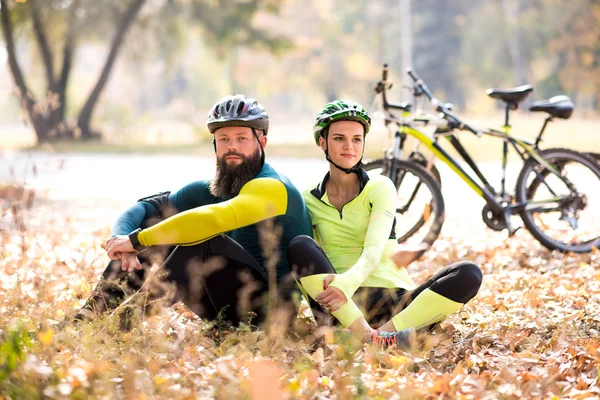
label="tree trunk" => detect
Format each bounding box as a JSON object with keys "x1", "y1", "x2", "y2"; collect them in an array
[
  {"x1": 400, "y1": 0, "x2": 413, "y2": 102},
  {"x1": 30, "y1": 0, "x2": 71, "y2": 138},
  {"x1": 77, "y1": 0, "x2": 147, "y2": 139},
  {"x1": 29, "y1": 0, "x2": 56, "y2": 91},
  {"x1": 52, "y1": 0, "x2": 78, "y2": 138},
  {"x1": 54, "y1": 29, "x2": 74, "y2": 137},
  {"x1": 0, "y1": 0, "x2": 50, "y2": 142},
  {"x1": 501, "y1": 0, "x2": 528, "y2": 86}
]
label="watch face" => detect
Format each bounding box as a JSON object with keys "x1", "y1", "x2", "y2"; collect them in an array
[{"x1": 129, "y1": 229, "x2": 142, "y2": 250}]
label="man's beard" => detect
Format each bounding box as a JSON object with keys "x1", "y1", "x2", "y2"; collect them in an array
[{"x1": 209, "y1": 149, "x2": 263, "y2": 198}]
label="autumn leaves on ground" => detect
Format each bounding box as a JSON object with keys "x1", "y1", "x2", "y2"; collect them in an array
[{"x1": 1, "y1": 189, "x2": 599, "y2": 399}]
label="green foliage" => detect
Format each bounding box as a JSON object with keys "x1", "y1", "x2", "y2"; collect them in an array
[
  {"x1": 0, "y1": 327, "x2": 32, "y2": 381},
  {"x1": 0, "y1": 326, "x2": 40, "y2": 399},
  {"x1": 189, "y1": 0, "x2": 291, "y2": 55}
]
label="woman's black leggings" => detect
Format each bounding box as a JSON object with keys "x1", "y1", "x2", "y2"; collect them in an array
[{"x1": 287, "y1": 235, "x2": 483, "y2": 327}]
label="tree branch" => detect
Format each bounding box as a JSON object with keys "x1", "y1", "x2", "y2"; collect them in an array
[
  {"x1": 0, "y1": 0, "x2": 47, "y2": 140},
  {"x1": 77, "y1": 0, "x2": 147, "y2": 136},
  {"x1": 29, "y1": 0, "x2": 56, "y2": 90},
  {"x1": 56, "y1": 0, "x2": 79, "y2": 122},
  {"x1": 1, "y1": 0, "x2": 33, "y2": 104}
]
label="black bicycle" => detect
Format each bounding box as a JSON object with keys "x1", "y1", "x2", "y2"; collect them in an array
[{"x1": 365, "y1": 64, "x2": 600, "y2": 253}]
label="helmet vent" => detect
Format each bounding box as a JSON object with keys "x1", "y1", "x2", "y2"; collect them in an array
[{"x1": 236, "y1": 101, "x2": 245, "y2": 115}]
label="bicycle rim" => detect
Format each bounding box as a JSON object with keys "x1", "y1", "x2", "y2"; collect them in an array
[
  {"x1": 363, "y1": 159, "x2": 445, "y2": 247},
  {"x1": 515, "y1": 148, "x2": 600, "y2": 253}
]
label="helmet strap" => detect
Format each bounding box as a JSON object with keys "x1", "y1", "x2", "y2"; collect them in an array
[
  {"x1": 324, "y1": 150, "x2": 363, "y2": 174},
  {"x1": 251, "y1": 128, "x2": 266, "y2": 166}
]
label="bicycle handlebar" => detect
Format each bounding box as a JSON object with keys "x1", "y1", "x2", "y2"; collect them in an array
[{"x1": 376, "y1": 64, "x2": 412, "y2": 113}]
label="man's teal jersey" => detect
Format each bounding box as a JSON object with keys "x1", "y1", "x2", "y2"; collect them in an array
[{"x1": 112, "y1": 162, "x2": 313, "y2": 280}]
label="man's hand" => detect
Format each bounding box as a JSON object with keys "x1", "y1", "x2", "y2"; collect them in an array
[
  {"x1": 391, "y1": 243, "x2": 429, "y2": 268},
  {"x1": 105, "y1": 235, "x2": 135, "y2": 259},
  {"x1": 316, "y1": 275, "x2": 347, "y2": 312},
  {"x1": 120, "y1": 252, "x2": 143, "y2": 272}
]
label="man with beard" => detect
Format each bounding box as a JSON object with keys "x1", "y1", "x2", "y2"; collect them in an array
[{"x1": 75, "y1": 95, "x2": 313, "y2": 330}]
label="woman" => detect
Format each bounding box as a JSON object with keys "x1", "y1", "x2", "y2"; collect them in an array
[{"x1": 287, "y1": 100, "x2": 483, "y2": 349}]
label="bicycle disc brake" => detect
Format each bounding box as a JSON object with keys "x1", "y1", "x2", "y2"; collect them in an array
[{"x1": 482, "y1": 204, "x2": 507, "y2": 231}]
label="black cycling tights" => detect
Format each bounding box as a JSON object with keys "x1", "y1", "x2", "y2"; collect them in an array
[
  {"x1": 287, "y1": 235, "x2": 482, "y2": 327},
  {"x1": 82, "y1": 233, "x2": 287, "y2": 328}
]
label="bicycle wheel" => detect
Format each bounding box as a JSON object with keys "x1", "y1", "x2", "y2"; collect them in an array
[
  {"x1": 408, "y1": 151, "x2": 442, "y2": 185},
  {"x1": 515, "y1": 148, "x2": 600, "y2": 253},
  {"x1": 363, "y1": 158, "x2": 445, "y2": 247}
]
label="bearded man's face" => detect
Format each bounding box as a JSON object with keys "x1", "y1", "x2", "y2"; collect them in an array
[{"x1": 209, "y1": 127, "x2": 264, "y2": 198}]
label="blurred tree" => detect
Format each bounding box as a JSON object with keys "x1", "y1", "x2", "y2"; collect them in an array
[
  {"x1": 544, "y1": 0, "x2": 600, "y2": 108},
  {"x1": 500, "y1": 0, "x2": 529, "y2": 87},
  {"x1": 0, "y1": 0, "x2": 147, "y2": 141},
  {"x1": 411, "y1": 0, "x2": 478, "y2": 108},
  {"x1": 188, "y1": 0, "x2": 291, "y2": 94},
  {"x1": 0, "y1": 0, "x2": 289, "y2": 144}
]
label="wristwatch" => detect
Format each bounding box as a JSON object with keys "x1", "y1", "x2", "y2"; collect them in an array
[{"x1": 128, "y1": 228, "x2": 147, "y2": 252}]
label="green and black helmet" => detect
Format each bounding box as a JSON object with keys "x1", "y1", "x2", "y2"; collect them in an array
[
  {"x1": 207, "y1": 94, "x2": 269, "y2": 134},
  {"x1": 313, "y1": 100, "x2": 371, "y2": 145}
]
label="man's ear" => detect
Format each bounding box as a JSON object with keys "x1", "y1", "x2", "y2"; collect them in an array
[
  {"x1": 319, "y1": 135, "x2": 327, "y2": 152},
  {"x1": 259, "y1": 133, "x2": 267, "y2": 148}
]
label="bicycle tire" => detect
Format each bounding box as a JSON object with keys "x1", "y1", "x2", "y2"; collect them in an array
[
  {"x1": 408, "y1": 151, "x2": 442, "y2": 185},
  {"x1": 363, "y1": 158, "x2": 445, "y2": 247},
  {"x1": 515, "y1": 148, "x2": 600, "y2": 253}
]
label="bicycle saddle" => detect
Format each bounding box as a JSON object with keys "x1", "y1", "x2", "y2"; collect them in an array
[
  {"x1": 486, "y1": 85, "x2": 533, "y2": 107},
  {"x1": 529, "y1": 95, "x2": 574, "y2": 119}
]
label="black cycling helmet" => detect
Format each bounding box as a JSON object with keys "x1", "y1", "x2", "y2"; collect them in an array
[{"x1": 207, "y1": 94, "x2": 269, "y2": 135}]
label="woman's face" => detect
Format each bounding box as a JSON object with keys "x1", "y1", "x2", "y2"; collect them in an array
[{"x1": 320, "y1": 120, "x2": 365, "y2": 169}]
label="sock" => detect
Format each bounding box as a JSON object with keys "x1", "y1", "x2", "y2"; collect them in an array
[{"x1": 391, "y1": 288, "x2": 463, "y2": 331}]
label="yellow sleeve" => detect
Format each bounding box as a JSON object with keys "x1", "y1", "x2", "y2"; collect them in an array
[
  {"x1": 137, "y1": 178, "x2": 288, "y2": 246},
  {"x1": 329, "y1": 179, "x2": 396, "y2": 298}
]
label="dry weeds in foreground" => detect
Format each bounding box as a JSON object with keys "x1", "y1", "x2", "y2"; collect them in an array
[{"x1": 0, "y1": 190, "x2": 599, "y2": 399}]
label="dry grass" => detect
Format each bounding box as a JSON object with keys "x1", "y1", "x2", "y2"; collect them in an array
[{"x1": 1, "y1": 183, "x2": 599, "y2": 399}]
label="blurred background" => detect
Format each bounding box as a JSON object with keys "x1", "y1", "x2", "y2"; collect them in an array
[{"x1": 0, "y1": 0, "x2": 599, "y2": 157}]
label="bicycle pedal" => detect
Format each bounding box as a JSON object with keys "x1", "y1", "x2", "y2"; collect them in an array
[{"x1": 508, "y1": 226, "x2": 522, "y2": 237}]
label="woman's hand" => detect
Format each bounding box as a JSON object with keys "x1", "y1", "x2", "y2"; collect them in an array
[
  {"x1": 315, "y1": 275, "x2": 347, "y2": 312},
  {"x1": 391, "y1": 243, "x2": 429, "y2": 268},
  {"x1": 105, "y1": 235, "x2": 135, "y2": 259}
]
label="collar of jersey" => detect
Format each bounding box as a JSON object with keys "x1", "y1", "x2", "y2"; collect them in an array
[{"x1": 310, "y1": 167, "x2": 370, "y2": 200}]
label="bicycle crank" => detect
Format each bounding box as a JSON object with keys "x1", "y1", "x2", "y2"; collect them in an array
[{"x1": 481, "y1": 204, "x2": 507, "y2": 231}]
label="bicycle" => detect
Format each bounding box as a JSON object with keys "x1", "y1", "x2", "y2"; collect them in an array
[{"x1": 365, "y1": 64, "x2": 600, "y2": 253}]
